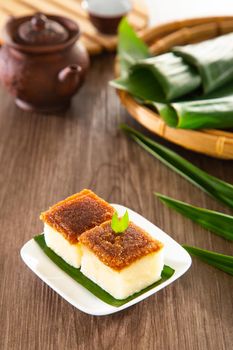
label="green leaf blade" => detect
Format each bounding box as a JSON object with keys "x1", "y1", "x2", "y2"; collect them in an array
[
  {"x1": 173, "y1": 32, "x2": 233, "y2": 94},
  {"x1": 118, "y1": 18, "x2": 149, "y2": 76},
  {"x1": 130, "y1": 53, "x2": 201, "y2": 101},
  {"x1": 172, "y1": 95, "x2": 233, "y2": 130},
  {"x1": 155, "y1": 193, "x2": 233, "y2": 241},
  {"x1": 111, "y1": 210, "x2": 129, "y2": 234},
  {"x1": 183, "y1": 245, "x2": 233, "y2": 275},
  {"x1": 120, "y1": 124, "x2": 233, "y2": 209}
]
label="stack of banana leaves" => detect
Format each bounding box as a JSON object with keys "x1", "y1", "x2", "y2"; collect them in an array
[{"x1": 111, "y1": 19, "x2": 233, "y2": 130}]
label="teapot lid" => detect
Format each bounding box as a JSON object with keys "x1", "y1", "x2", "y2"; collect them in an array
[{"x1": 18, "y1": 13, "x2": 69, "y2": 45}]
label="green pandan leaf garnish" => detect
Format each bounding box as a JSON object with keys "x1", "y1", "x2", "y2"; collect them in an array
[{"x1": 111, "y1": 210, "x2": 129, "y2": 234}]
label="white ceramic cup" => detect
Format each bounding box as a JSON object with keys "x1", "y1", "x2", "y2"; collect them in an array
[{"x1": 83, "y1": 0, "x2": 132, "y2": 17}]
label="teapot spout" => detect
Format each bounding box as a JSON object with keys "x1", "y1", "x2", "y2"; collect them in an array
[{"x1": 58, "y1": 64, "x2": 82, "y2": 95}]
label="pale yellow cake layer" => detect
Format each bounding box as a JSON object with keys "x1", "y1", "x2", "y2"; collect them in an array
[
  {"x1": 44, "y1": 224, "x2": 82, "y2": 268},
  {"x1": 80, "y1": 246, "x2": 164, "y2": 299}
]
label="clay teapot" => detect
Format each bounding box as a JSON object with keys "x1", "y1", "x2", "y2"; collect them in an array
[{"x1": 0, "y1": 13, "x2": 89, "y2": 112}]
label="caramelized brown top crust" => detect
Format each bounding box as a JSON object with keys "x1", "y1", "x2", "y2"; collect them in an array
[
  {"x1": 79, "y1": 221, "x2": 164, "y2": 270},
  {"x1": 40, "y1": 189, "x2": 114, "y2": 244}
]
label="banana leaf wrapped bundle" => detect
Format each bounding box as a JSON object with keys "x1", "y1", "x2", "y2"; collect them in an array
[{"x1": 111, "y1": 20, "x2": 233, "y2": 130}]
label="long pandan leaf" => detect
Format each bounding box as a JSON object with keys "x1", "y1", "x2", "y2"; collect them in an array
[
  {"x1": 155, "y1": 193, "x2": 233, "y2": 241},
  {"x1": 183, "y1": 245, "x2": 233, "y2": 275},
  {"x1": 118, "y1": 18, "x2": 149, "y2": 76},
  {"x1": 34, "y1": 234, "x2": 175, "y2": 307},
  {"x1": 130, "y1": 53, "x2": 201, "y2": 101},
  {"x1": 173, "y1": 32, "x2": 233, "y2": 94},
  {"x1": 152, "y1": 94, "x2": 233, "y2": 129},
  {"x1": 112, "y1": 20, "x2": 233, "y2": 130},
  {"x1": 111, "y1": 69, "x2": 233, "y2": 130},
  {"x1": 172, "y1": 95, "x2": 233, "y2": 129},
  {"x1": 120, "y1": 124, "x2": 233, "y2": 208}
]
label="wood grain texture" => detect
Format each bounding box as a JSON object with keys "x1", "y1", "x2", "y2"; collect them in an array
[{"x1": 0, "y1": 55, "x2": 232, "y2": 350}]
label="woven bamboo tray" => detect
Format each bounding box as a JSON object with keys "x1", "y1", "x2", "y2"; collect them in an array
[
  {"x1": 117, "y1": 16, "x2": 233, "y2": 159},
  {"x1": 0, "y1": 0, "x2": 148, "y2": 55}
]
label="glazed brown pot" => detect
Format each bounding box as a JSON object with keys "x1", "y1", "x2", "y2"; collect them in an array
[
  {"x1": 0, "y1": 13, "x2": 89, "y2": 112},
  {"x1": 88, "y1": 12, "x2": 125, "y2": 35},
  {"x1": 83, "y1": 0, "x2": 131, "y2": 34}
]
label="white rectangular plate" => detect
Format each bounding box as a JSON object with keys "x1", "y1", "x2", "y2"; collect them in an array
[{"x1": 21, "y1": 204, "x2": 191, "y2": 316}]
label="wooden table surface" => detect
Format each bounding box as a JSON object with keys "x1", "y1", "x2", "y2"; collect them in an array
[{"x1": 0, "y1": 54, "x2": 232, "y2": 350}]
